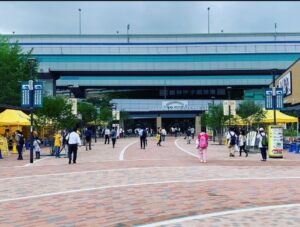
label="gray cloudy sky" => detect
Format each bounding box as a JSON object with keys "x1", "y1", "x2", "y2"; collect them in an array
[{"x1": 0, "y1": 1, "x2": 300, "y2": 35}]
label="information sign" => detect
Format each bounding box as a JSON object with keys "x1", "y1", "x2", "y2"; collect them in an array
[
  {"x1": 268, "y1": 125, "x2": 284, "y2": 158},
  {"x1": 21, "y1": 81, "x2": 43, "y2": 107},
  {"x1": 265, "y1": 88, "x2": 284, "y2": 110}
]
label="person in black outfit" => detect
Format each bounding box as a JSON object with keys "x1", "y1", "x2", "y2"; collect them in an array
[
  {"x1": 16, "y1": 131, "x2": 24, "y2": 160},
  {"x1": 85, "y1": 127, "x2": 92, "y2": 151}
]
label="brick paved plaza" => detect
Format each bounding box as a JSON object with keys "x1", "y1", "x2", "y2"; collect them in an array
[{"x1": 0, "y1": 136, "x2": 300, "y2": 226}]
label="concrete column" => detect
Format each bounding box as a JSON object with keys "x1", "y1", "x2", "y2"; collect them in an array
[
  {"x1": 195, "y1": 114, "x2": 201, "y2": 134},
  {"x1": 156, "y1": 115, "x2": 162, "y2": 130}
]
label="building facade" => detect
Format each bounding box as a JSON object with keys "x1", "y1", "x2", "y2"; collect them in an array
[{"x1": 4, "y1": 32, "x2": 300, "y2": 130}]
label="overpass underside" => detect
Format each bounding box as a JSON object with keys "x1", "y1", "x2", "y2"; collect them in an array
[{"x1": 48, "y1": 69, "x2": 283, "y2": 99}]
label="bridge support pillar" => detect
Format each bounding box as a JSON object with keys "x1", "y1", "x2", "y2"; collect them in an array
[{"x1": 156, "y1": 115, "x2": 162, "y2": 131}]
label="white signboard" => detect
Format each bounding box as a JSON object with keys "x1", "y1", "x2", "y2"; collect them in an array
[
  {"x1": 68, "y1": 98, "x2": 77, "y2": 115},
  {"x1": 223, "y1": 100, "x2": 236, "y2": 116},
  {"x1": 278, "y1": 72, "x2": 292, "y2": 96},
  {"x1": 162, "y1": 101, "x2": 188, "y2": 110},
  {"x1": 112, "y1": 110, "x2": 120, "y2": 120}
]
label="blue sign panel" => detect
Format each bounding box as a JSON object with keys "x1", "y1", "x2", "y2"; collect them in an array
[
  {"x1": 265, "y1": 88, "x2": 273, "y2": 110},
  {"x1": 21, "y1": 81, "x2": 43, "y2": 108},
  {"x1": 21, "y1": 82, "x2": 30, "y2": 107},
  {"x1": 265, "y1": 88, "x2": 284, "y2": 110},
  {"x1": 276, "y1": 88, "x2": 284, "y2": 110},
  {"x1": 34, "y1": 82, "x2": 43, "y2": 107}
]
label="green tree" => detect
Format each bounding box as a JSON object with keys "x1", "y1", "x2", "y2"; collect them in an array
[
  {"x1": 34, "y1": 96, "x2": 78, "y2": 133},
  {"x1": 237, "y1": 101, "x2": 265, "y2": 127},
  {"x1": 207, "y1": 104, "x2": 229, "y2": 134},
  {"x1": 0, "y1": 36, "x2": 37, "y2": 106},
  {"x1": 77, "y1": 101, "x2": 97, "y2": 126}
]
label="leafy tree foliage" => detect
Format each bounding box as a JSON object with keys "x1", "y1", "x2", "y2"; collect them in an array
[
  {"x1": 237, "y1": 100, "x2": 265, "y2": 126},
  {"x1": 206, "y1": 104, "x2": 229, "y2": 133},
  {"x1": 0, "y1": 36, "x2": 37, "y2": 106},
  {"x1": 77, "y1": 101, "x2": 97, "y2": 126},
  {"x1": 34, "y1": 96, "x2": 77, "y2": 132}
]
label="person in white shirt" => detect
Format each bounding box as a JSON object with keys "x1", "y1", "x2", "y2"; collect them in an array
[
  {"x1": 256, "y1": 127, "x2": 268, "y2": 161},
  {"x1": 191, "y1": 127, "x2": 195, "y2": 139},
  {"x1": 66, "y1": 128, "x2": 81, "y2": 164},
  {"x1": 226, "y1": 127, "x2": 237, "y2": 157},
  {"x1": 161, "y1": 128, "x2": 167, "y2": 141},
  {"x1": 104, "y1": 127, "x2": 111, "y2": 144}
]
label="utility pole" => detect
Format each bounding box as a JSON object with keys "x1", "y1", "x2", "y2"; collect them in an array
[
  {"x1": 272, "y1": 69, "x2": 277, "y2": 125},
  {"x1": 28, "y1": 58, "x2": 37, "y2": 164}
]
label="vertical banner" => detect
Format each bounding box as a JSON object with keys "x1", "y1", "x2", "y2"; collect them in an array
[
  {"x1": 34, "y1": 82, "x2": 43, "y2": 107},
  {"x1": 21, "y1": 82, "x2": 30, "y2": 107},
  {"x1": 268, "y1": 125, "x2": 284, "y2": 158}
]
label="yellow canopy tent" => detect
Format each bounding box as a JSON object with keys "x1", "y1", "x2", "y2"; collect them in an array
[
  {"x1": 249, "y1": 110, "x2": 298, "y2": 124},
  {"x1": 225, "y1": 114, "x2": 248, "y2": 126},
  {"x1": 0, "y1": 109, "x2": 30, "y2": 126}
]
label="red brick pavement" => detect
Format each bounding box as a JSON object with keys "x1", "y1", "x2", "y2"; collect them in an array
[{"x1": 0, "y1": 136, "x2": 300, "y2": 226}]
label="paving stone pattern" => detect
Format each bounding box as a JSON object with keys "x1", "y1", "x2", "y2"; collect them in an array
[{"x1": 0, "y1": 136, "x2": 300, "y2": 226}]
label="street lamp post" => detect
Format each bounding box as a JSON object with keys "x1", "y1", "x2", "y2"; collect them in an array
[
  {"x1": 78, "y1": 8, "x2": 82, "y2": 35},
  {"x1": 227, "y1": 86, "x2": 232, "y2": 127},
  {"x1": 271, "y1": 69, "x2": 277, "y2": 125},
  {"x1": 28, "y1": 58, "x2": 37, "y2": 164},
  {"x1": 207, "y1": 7, "x2": 210, "y2": 34},
  {"x1": 211, "y1": 96, "x2": 215, "y2": 142}
]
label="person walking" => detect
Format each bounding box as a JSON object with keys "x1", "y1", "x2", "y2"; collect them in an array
[
  {"x1": 256, "y1": 128, "x2": 268, "y2": 161},
  {"x1": 54, "y1": 131, "x2": 61, "y2": 158},
  {"x1": 15, "y1": 130, "x2": 24, "y2": 160},
  {"x1": 226, "y1": 127, "x2": 237, "y2": 157},
  {"x1": 66, "y1": 128, "x2": 81, "y2": 164},
  {"x1": 62, "y1": 130, "x2": 70, "y2": 158},
  {"x1": 156, "y1": 128, "x2": 162, "y2": 146},
  {"x1": 139, "y1": 127, "x2": 147, "y2": 149},
  {"x1": 191, "y1": 127, "x2": 195, "y2": 139},
  {"x1": 33, "y1": 136, "x2": 41, "y2": 159},
  {"x1": 239, "y1": 129, "x2": 248, "y2": 157},
  {"x1": 104, "y1": 127, "x2": 111, "y2": 144},
  {"x1": 197, "y1": 129, "x2": 209, "y2": 163},
  {"x1": 186, "y1": 127, "x2": 192, "y2": 144},
  {"x1": 161, "y1": 128, "x2": 167, "y2": 141},
  {"x1": 111, "y1": 127, "x2": 117, "y2": 148},
  {"x1": 85, "y1": 127, "x2": 92, "y2": 151}
]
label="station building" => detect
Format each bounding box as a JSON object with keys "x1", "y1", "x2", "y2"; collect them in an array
[{"x1": 5, "y1": 32, "x2": 300, "y2": 131}]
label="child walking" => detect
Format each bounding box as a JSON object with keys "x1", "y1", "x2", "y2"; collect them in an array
[
  {"x1": 197, "y1": 129, "x2": 209, "y2": 163},
  {"x1": 33, "y1": 136, "x2": 41, "y2": 159}
]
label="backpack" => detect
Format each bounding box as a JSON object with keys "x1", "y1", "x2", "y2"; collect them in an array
[
  {"x1": 261, "y1": 133, "x2": 268, "y2": 147},
  {"x1": 199, "y1": 134, "x2": 208, "y2": 149},
  {"x1": 142, "y1": 129, "x2": 147, "y2": 137},
  {"x1": 229, "y1": 132, "x2": 236, "y2": 146}
]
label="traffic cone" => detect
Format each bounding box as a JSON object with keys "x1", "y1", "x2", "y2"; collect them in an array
[{"x1": 0, "y1": 149, "x2": 3, "y2": 159}]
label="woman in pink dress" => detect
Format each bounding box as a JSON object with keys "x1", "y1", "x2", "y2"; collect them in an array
[{"x1": 197, "y1": 129, "x2": 209, "y2": 163}]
